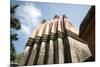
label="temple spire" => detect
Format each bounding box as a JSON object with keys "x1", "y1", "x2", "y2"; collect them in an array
[{"x1": 20, "y1": 15, "x2": 91, "y2": 65}]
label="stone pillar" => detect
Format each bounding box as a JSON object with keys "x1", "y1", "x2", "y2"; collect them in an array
[
  {"x1": 57, "y1": 17, "x2": 64, "y2": 64},
  {"x1": 28, "y1": 22, "x2": 46, "y2": 65},
  {"x1": 20, "y1": 24, "x2": 41, "y2": 65},
  {"x1": 37, "y1": 23, "x2": 50, "y2": 64}
]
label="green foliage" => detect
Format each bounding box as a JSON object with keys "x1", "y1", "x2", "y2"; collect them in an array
[
  {"x1": 10, "y1": 43, "x2": 16, "y2": 62},
  {"x1": 11, "y1": 5, "x2": 19, "y2": 14},
  {"x1": 11, "y1": 18, "x2": 21, "y2": 30},
  {"x1": 10, "y1": 4, "x2": 21, "y2": 64},
  {"x1": 15, "y1": 53, "x2": 23, "y2": 64}
]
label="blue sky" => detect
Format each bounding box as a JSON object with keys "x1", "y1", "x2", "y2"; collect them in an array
[
  {"x1": 34, "y1": 2, "x2": 91, "y2": 28},
  {"x1": 11, "y1": 1, "x2": 91, "y2": 53}
]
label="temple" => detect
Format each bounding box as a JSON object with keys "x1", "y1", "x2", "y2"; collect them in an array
[{"x1": 20, "y1": 14, "x2": 92, "y2": 65}]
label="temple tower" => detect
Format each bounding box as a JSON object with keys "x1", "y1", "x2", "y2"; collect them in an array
[{"x1": 20, "y1": 15, "x2": 91, "y2": 65}]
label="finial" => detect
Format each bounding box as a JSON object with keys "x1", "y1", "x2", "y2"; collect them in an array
[
  {"x1": 63, "y1": 14, "x2": 68, "y2": 19},
  {"x1": 42, "y1": 19, "x2": 47, "y2": 23},
  {"x1": 53, "y1": 15, "x2": 60, "y2": 19}
]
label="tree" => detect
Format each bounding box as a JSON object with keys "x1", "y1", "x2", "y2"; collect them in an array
[{"x1": 10, "y1": 5, "x2": 21, "y2": 63}]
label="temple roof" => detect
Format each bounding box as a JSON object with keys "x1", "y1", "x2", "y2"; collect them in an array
[
  {"x1": 20, "y1": 15, "x2": 91, "y2": 65},
  {"x1": 31, "y1": 15, "x2": 78, "y2": 39}
]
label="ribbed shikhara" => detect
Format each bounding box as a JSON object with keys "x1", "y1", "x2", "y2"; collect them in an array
[{"x1": 20, "y1": 15, "x2": 91, "y2": 65}]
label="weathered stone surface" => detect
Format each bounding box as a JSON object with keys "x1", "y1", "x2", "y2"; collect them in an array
[
  {"x1": 20, "y1": 15, "x2": 92, "y2": 65},
  {"x1": 48, "y1": 40, "x2": 54, "y2": 64},
  {"x1": 68, "y1": 36, "x2": 91, "y2": 62}
]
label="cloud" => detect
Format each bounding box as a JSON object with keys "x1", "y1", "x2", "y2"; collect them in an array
[
  {"x1": 21, "y1": 24, "x2": 30, "y2": 35},
  {"x1": 15, "y1": 2, "x2": 42, "y2": 35},
  {"x1": 13, "y1": 2, "x2": 42, "y2": 53}
]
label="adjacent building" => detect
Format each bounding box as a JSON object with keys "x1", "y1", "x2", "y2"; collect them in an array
[{"x1": 79, "y1": 6, "x2": 95, "y2": 61}]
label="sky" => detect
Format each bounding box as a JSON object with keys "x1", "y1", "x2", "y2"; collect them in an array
[{"x1": 11, "y1": 0, "x2": 91, "y2": 53}]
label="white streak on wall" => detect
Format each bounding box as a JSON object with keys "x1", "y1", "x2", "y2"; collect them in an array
[
  {"x1": 37, "y1": 42, "x2": 46, "y2": 64},
  {"x1": 58, "y1": 38, "x2": 64, "y2": 64},
  {"x1": 48, "y1": 40, "x2": 54, "y2": 64}
]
